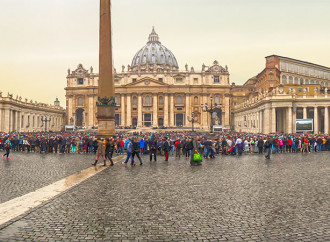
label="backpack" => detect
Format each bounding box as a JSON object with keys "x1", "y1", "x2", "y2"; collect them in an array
[{"x1": 187, "y1": 141, "x2": 193, "y2": 150}]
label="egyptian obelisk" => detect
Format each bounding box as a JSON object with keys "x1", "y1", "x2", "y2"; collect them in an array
[{"x1": 97, "y1": 0, "x2": 115, "y2": 138}]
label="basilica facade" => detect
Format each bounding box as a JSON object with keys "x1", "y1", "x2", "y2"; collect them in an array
[{"x1": 65, "y1": 28, "x2": 232, "y2": 131}]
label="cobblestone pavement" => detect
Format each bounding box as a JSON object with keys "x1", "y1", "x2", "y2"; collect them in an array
[
  {"x1": 0, "y1": 152, "x2": 97, "y2": 203},
  {"x1": 0, "y1": 152, "x2": 329, "y2": 241}
]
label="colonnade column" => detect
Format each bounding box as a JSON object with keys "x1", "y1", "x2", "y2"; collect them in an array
[
  {"x1": 170, "y1": 94, "x2": 174, "y2": 126},
  {"x1": 164, "y1": 94, "x2": 169, "y2": 127},
  {"x1": 303, "y1": 107, "x2": 307, "y2": 119},
  {"x1": 88, "y1": 94, "x2": 94, "y2": 127},
  {"x1": 126, "y1": 94, "x2": 131, "y2": 126},
  {"x1": 4, "y1": 109, "x2": 10, "y2": 133},
  {"x1": 292, "y1": 109, "x2": 297, "y2": 133},
  {"x1": 314, "y1": 107, "x2": 318, "y2": 134},
  {"x1": 202, "y1": 95, "x2": 208, "y2": 130},
  {"x1": 153, "y1": 95, "x2": 158, "y2": 127},
  {"x1": 137, "y1": 95, "x2": 142, "y2": 127},
  {"x1": 185, "y1": 94, "x2": 190, "y2": 127},
  {"x1": 287, "y1": 107, "x2": 293, "y2": 133},
  {"x1": 324, "y1": 106, "x2": 329, "y2": 134},
  {"x1": 271, "y1": 107, "x2": 276, "y2": 133},
  {"x1": 121, "y1": 94, "x2": 126, "y2": 126}
]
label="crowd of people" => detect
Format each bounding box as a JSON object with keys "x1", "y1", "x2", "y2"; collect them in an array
[{"x1": 1, "y1": 131, "x2": 330, "y2": 165}]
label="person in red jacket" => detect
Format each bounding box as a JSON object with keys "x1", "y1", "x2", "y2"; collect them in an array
[{"x1": 288, "y1": 138, "x2": 293, "y2": 152}]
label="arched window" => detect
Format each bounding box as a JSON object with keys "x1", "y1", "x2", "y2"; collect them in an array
[
  {"x1": 321, "y1": 81, "x2": 324, "y2": 87},
  {"x1": 215, "y1": 96, "x2": 220, "y2": 105},
  {"x1": 115, "y1": 96, "x2": 119, "y2": 105},
  {"x1": 145, "y1": 96, "x2": 151, "y2": 104},
  {"x1": 310, "y1": 79, "x2": 315, "y2": 84},
  {"x1": 300, "y1": 78, "x2": 304, "y2": 85},
  {"x1": 282, "y1": 75, "x2": 287, "y2": 84},
  {"x1": 294, "y1": 77, "x2": 299, "y2": 84},
  {"x1": 133, "y1": 96, "x2": 137, "y2": 105},
  {"x1": 194, "y1": 96, "x2": 198, "y2": 104},
  {"x1": 316, "y1": 80, "x2": 319, "y2": 85},
  {"x1": 177, "y1": 96, "x2": 183, "y2": 104},
  {"x1": 159, "y1": 96, "x2": 163, "y2": 104},
  {"x1": 289, "y1": 76, "x2": 293, "y2": 84},
  {"x1": 77, "y1": 97, "x2": 83, "y2": 106},
  {"x1": 305, "y1": 79, "x2": 309, "y2": 85}
]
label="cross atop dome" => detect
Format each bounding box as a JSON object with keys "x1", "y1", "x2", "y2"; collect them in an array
[{"x1": 148, "y1": 26, "x2": 160, "y2": 43}]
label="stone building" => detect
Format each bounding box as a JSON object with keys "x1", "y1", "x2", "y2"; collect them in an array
[
  {"x1": 65, "y1": 28, "x2": 231, "y2": 131},
  {"x1": 233, "y1": 55, "x2": 330, "y2": 134},
  {"x1": 0, "y1": 93, "x2": 65, "y2": 133}
]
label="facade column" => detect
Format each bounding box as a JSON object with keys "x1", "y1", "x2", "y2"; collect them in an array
[
  {"x1": 170, "y1": 94, "x2": 174, "y2": 126},
  {"x1": 121, "y1": 94, "x2": 126, "y2": 126},
  {"x1": 137, "y1": 95, "x2": 142, "y2": 127},
  {"x1": 303, "y1": 107, "x2": 307, "y2": 119},
  {"x1": 164, "y1": 94, "x2": 169, "y2": 127},
  {"x1": 4, "y1": 109, "x2": 10, "y2": 133},
  {"x1": 264, "y1": 107, "x2": 270, "y2": 134},
  {"x1": 202, "y1": 95, "x2": 208, "y2": 130},
  {"x1": 324, "y1": 106, "x2": 329, "y2": 134},
  {"x1": 271, "y1": 107, "x2": 276, "y2": 133},
  {"x1": 224, "y1": 94, "x2": 230, "y2": 128},
  {"x1": 153, "y1": 95, "x2": 158, "y2": 127},
  {"x1": 88, "y1": 95, "x2": 94, "y2": 128},
  {"x1": 314, "y1": 106, "x2": 318, "y2": 134},
  {"x1": 287, "y1": 107, "x2": 293, "y2": 133},
  {"x1": 126, "y1": 94, "x2": 131, "y2": 126},
  {"x1": 185, "y1": 94, "x2": 190, "y2": 127},
  {"x1": 292, "y1": 109, "x2": 297, "y2": 133}
]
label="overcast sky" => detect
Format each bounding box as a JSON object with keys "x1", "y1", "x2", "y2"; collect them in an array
[{"x1": 0, "y1": 0, "x2": 329, "y2": 105}]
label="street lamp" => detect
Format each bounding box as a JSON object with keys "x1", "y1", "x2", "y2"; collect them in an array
[
  {"x1": 187, "y1": 111, "x2": 199, "y2": 132},
  {"x1": 201, "y1": 97, "x2": 222, "y2": 133},
  {"x1": 41, "y1": 116, "x2": 51, "y2": 132}
]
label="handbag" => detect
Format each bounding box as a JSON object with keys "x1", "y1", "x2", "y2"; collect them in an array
[{"x1": 193, "y1": 152, "x2": 203, "y2": 162}]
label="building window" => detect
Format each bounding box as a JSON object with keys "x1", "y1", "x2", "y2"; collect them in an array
[
  {"x1": 215, "y1": 96, "x2": 220, "y2": 105},
  {"x1": 300, "y1": 78, "x2": 304, "y2": 85},
  {"x1": 77, "y1": 78, "x2": 84, "y2": 85},
  {"x1": 177, "y1": 108, "x2": 183, "y2": 111},
  {"x1": 194, "y1": 96, "x2": 198, "y2": 104},
  {"x1": 158, "y1": 78, "x2": 163, "y2": 82},
  {"x1": 158, "y1": 118, "x2": 164, "y2": 127},
  {"x1": 133, "y1": 108, "x2": 137, "y2": 111},
  {"x1": 176, "y1": 78, "x2": 183, "y2": 83},
  {"x1": 214, "y1": 76, "x2": 220, "y2": 83},
  {"x1": 280, "y1": 62, "x2": 287, "y2": 71},
  {"x1": 282, "y1": 75, "x2": 287, "y2": 84},
  {"x1": 145, "y1": 96, "x2": 151, "y2": 104},
  {"x1": 133, "y1": 96, "x2": 137, "y2": 105},
  {"x1": 115, "y1": 114, "x2": 121, "y2": 126},
  {"x1": 159, "y1": 108, "x2": 163, "y2": 111},
  {"x1": 298, "y1": 87, "x2": 303, "y2": 93},
  {"x1": 269, "y1": 74, "x2": 273, "y2": 80},
  {"x1": 310, "y1": 80, "x2": 315, "y2": 84},
  {"x1": 294, "y1": 77, "x2": 299, "y2": 85},
  {"x1": 177, "y1": 96, "x2": 183, "y2": 104},
  {"x1": 305, "y1": 79, "x2": 309, "y2": 85},
  {"x1": 159, "y1": 96, "x2": 163, "y2": 104},
  {"x1": 115, "y1": 96, "x2": 119, "y2": 105},
  {"x1": 289, "y1": 76, "x2": 293, "y2": 84},
  {"x1": 193, "y1": 78, "x2": 198, "y2": 84},
  {"x1": 316, "y1": 80, "x2": 319, "y2": 85},
  {"x1": 77, "y1": 97, "x2": 83, "y2": 106},
  {"x1": 132, "y1": 78, "x2": 137, "y2": 82}
]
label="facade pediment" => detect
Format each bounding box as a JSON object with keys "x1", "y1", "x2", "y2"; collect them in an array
[{"x1": 123, "y1": 78, "x2": 169, "y2": 87}]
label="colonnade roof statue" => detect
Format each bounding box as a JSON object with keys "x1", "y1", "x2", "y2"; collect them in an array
[{"x1": 131, "y1": 27, "x2": 179, "y2": 71}]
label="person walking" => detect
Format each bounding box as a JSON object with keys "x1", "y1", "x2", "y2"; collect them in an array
[
  {"x1": 105, "y1": 138, "x2": 115, "y2": 166},
  {"x1": 92, "y1": 138, "x2": 107, "y2": 166},
  {"x1": 264, "y1": 137, "x2": 271, "y2": 159},
  {"x1": 132, "y1": 137, "x2": 143, "y2": 165},
  {"x1": 190, "y1": 136, "x2": 203, "y2": 165},
  {"x1": 162, "y1": 137, "x2": 171, "y2": 161},
  {"x1": 124, "y1": 138, "x2": 135, "y2": 166},
  {"x1": 2, "y1": 139, "x2": 11, "y2": 159},
  {"x1": 148, "y1": 137, "x2": 158, "y2": 162}
]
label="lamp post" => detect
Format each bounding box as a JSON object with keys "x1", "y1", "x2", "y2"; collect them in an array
[
  {"x1": 201, "y1": 97, "x2": 222, "y2": 133},
  {"x1": 187, "y1": 111, "x2": 199, "y2": 132},
  {"x1": 41, "y1": 116, "x2": 51, "y2": 132}
]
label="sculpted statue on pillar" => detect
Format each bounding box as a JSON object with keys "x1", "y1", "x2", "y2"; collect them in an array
[
  {"x1": 185, "y1": 64, "x2": 188, "y2": 72},
  {"x1": 90, "y1": 66, "x2": 93, "y2": 73},
  {"x1": 202, "y1": 63, "x2": 205, "y2": 72},
  {"x1": 67, "y1": 69, "x2": 70, "y2": 75},
  {"x1": 191, "y1": 67, "x2": 194, "y2": 73},
  {"x1": 127, "y1": 64, "x2": 130, "y2": 72},
  {"x1": 122, "y1": 65, "x2": 125, "y2": 72}
]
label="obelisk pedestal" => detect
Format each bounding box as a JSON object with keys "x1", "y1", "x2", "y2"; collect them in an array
[{"x1": 97, "y1": 0, "x2": 115, "y2": 138}]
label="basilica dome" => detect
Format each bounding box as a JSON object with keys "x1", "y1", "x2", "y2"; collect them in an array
[{"x1": 131, "y1": 27, "x2": 179, "y2": 71}]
